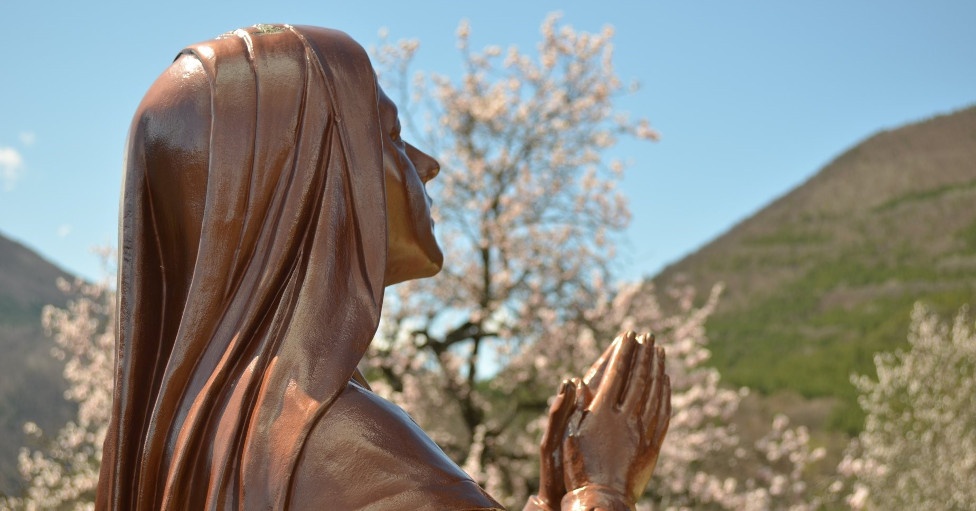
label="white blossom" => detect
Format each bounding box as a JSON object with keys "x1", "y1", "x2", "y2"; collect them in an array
[
  {"x1": 836, "y1": 304, "x2": 976, "y2": 510},
  {"x1": 3, "y1": 270, "x2": 115, "y2": 511}
]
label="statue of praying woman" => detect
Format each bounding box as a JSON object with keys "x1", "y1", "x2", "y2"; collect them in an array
[{"x1": 96, "y1": 24, "x2": 669, "y2": 511}]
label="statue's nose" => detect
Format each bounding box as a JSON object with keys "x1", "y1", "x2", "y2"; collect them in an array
[{"x1": 406, "y1": 143, "x2": 440, "y2": 183}]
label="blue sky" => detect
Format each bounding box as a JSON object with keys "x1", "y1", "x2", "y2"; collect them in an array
[{"x1": 1, "y1": 1, "x2": 974, "y2": 283}]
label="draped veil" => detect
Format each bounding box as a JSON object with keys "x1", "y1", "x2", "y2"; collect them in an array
[{"x1": 98, "y1": 25, "x2": 390, "y2": 510}]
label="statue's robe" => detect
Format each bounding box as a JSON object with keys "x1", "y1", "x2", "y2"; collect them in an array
[
  {"x1": 96, "y1": 25, "x2": 501, "y2": 511},
  {"x1": 293, "y1": 379, "x2": 500, "y2": 509}
]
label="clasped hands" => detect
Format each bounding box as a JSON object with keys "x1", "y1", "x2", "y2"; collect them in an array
[{"x1": 528, "y1": 331, "x2": 671, "y2": 511}]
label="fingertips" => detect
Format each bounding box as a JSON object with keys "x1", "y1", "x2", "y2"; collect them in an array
[
  {"x1": 583, "y1": 335, "x2": 620, "y2": 386},
  {"x1": 572, "y1": 377, "x2": 589, "y2": 408},
  {"x1": 557, "y1": 380, "x2": 577, "y2": 416},
  {"x1": 605, "y1": 330, "x2": 639, "y2": 407},
  {"x1": 623, "y1": 333, "x2": 656, "y2": 412},
  {"x1": 559, "y1": 378, "x2": 573, "y2": 399},
  {"x1": 637, "y1": 331, "x2": 655, "y2": 347},
  {"x1": 543, "y1": 381, "x2": 578, "y2": 452},
  {"x1": 550, "y1": 379, "x2": 575, "y2": 414}
]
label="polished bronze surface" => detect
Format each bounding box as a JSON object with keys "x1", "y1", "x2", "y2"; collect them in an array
[
  {"x1": 527, "y1": 332, "x2": 670, "y2": 511},
  {"x1": 100, "y1": 24, "x2": 669, "y2": 510}
]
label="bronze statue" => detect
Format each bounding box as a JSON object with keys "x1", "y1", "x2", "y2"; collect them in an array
[{"x1": 98, "y1": 24, "x2": 669, "y2": 510}]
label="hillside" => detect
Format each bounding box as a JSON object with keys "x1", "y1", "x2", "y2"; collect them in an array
[
  {"x1": 0, "y1": 233, "x2": 75, "y2": 495},
  {"x1": 653, "y1": 105, "x2": 976, "y2": 432}
]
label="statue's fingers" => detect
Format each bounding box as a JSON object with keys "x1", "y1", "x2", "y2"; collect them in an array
[
  {"x1": 642, "y1": 347, "x2": 666, "y2": 434},
  {"x1": 622, "y1": 333, "x2": 656, "y2": 413},
  {"x1": 546, "y1": 379, "x2": 577, "y2": 436},
  {"x1": 642, "y1": 332, "x2": 656, "y2": 347},
  {"x1": 569, "y1": 377, "x2": 591, "y2": 425},
  {"x1": 547, "y1": 383, "x2": 576, "y2": 448},
  {"x1": 595, "y1": 331, "x2": 638, "y2": 409},
  {"x1": 653, "y1": 374, "x2": 672, "y2": 447},
  {"x1": 582, "y1": 332, "x2": 623, "y2": 388},
  {"x1": 540, "y1": 381, "x2": 574, "y2": 505},
  {"x1": 572, "y1": 377, "x2": 589, "y2": 405}
]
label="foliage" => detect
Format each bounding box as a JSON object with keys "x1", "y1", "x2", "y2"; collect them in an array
[
  {"x1": 708, "y1": 244, "x2": 976, "y2": 433},
  {"x1": 837, "y1": 304, "x2": 976, "y2": 510},
  {"x1": 1, "y1": 276, "x2": 114, "y2": 511}
]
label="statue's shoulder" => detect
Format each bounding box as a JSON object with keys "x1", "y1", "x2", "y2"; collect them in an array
[{"x1": 289, "y1": 381, "x2": 502, "y2": 510}]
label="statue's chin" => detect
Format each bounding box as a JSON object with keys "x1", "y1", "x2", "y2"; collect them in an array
[{"x1": 384, "y1": 238, "x2": 443, "y2": 287}]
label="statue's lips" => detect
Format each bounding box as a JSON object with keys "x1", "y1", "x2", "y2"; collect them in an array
[{"x1": 425, "y1": 193, "x2": 435, "y2": 228}]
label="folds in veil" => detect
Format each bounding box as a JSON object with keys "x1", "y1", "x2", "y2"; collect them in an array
[{"x1": 97, "y1": 25, "x2": 387, "y2": 510}]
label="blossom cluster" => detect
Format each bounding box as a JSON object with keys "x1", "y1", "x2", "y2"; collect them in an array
[
  {"x1": 366, "y1": 15, "x2": 839, "y2": 510},
  {"x1": 367, "y1": 14, "x2": 661, "y2": 505},
  {"x1": 3, "y1": 277, "x2": 114, "y2": 511},
  {"x1": 836, "y1": 304, "x2": 976, "y2": 510}
]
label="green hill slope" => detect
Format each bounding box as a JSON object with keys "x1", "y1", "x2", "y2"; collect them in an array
[
  {"x1": 653, "y1": 105, "x2": 976, "y2": 432},
  {"x1": 0, "y1": 233, "x2": 75, "y2": 495}
]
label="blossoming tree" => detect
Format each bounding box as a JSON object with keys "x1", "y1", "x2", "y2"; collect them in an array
[
  {"x1": 368, "y1": 15, "x2": 830, "y2": 510},
  {"x1": 838, "y1": 304, "x2": 976, "y2": 510},
  {"x1": 366, "y1": 13, "x2": 656, "y2": 504},
  {"x1": 1, "y1": 276, "x2": 114, "y2": 511}
]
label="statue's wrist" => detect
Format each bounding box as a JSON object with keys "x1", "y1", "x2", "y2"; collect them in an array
[
  {"x1": 523, "y1": 494, "x2": 555, "y2": 511},
  {"x1": 560, "y1": 484, "x2": 633, "y2": 511}
]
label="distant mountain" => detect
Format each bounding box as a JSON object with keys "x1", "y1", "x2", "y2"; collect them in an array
[
  {"x1": 0, "y1": 233, "x2": 76, "y2": 495},
  {"x1": 653, "y1": 105, "x2": 976, "y2": 432}
]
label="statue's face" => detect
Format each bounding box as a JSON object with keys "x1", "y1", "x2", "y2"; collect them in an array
[{"x1": 379, "y1": 85, "x2": 444, "y2": 286}]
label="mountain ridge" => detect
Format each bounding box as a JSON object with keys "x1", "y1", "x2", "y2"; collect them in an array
[{"x1": 653, "y1": 104, "x2": 976, "y2": 430}]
